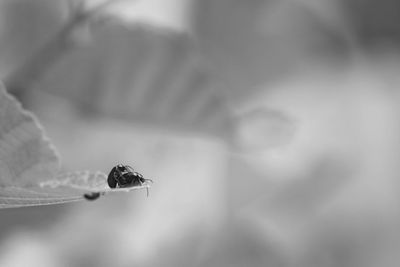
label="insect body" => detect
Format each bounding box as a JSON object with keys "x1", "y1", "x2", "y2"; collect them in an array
[{"x1": 107, "y1": 164, "x2": 153, "y2": 195}]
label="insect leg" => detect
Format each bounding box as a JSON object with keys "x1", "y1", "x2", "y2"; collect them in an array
[{"x1": 137, "y1": 179, "x2": 149, "y2": 197}]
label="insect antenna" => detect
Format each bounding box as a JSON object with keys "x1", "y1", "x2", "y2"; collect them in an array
[{"x1": 144, "y1": 178, "x2": 153, "y2": 184}]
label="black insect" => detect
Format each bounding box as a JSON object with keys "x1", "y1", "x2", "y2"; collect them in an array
[
  {"x1": 84, "y1": 192, "x2": 101, "y2": 201},
  {"x1": 107, "y1": 164, "x2": 153, "y2": 195}
]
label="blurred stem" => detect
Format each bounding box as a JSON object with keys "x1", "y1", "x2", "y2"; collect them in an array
[{"x1": 3, "y1": 0, "x2": 124, "y2": 96}]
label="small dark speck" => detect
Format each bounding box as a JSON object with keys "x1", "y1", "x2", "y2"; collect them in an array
[{"x1": 84, "y1": 192, "x2": 101, "y2": 201}]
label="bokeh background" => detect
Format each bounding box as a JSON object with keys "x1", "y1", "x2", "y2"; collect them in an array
[{"x1": 1, "y1": 0, "x2": 400, "y2": 266}]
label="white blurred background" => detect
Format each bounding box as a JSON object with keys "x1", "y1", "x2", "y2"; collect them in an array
[{"x1": 1, "y1": 0, "x2": 400, "y2": 266}]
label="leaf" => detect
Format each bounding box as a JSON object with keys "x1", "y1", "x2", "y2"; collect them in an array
[
  {"x1": 31, "y1": 25, "x2": 233, "y2": 138},
  {"x1": 0, "y1": 82, "x2": 150, "y2": 208},
  {"x1": 233, "y1": 108, "x2": 297, "y2": 152},
  {"x1": 0, "y1": 82, "x2": 59, "y2": 187},
  {"x1": 40, "y1": 171, "x2": 152, "y2": 197}
]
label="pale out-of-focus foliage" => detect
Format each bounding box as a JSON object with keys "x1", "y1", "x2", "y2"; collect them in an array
[
  {"x1": 85, "y1": 0, "x2": 194, "y2": 30},
  {"x1": 1, "y1": 0, "x2": 400, "y2": 267},
  {"x1": 0, "y1": 0, "x2": 65, "y2": 77}
]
